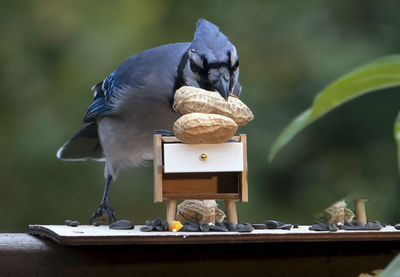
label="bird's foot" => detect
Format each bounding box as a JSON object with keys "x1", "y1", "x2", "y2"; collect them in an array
[{"x1": 89, "y1": 203, "x2": 117, "y2": 225}]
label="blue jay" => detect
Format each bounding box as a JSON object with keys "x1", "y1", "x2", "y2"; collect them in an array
[{"x1": 57, "y1": 19, "x2": 241, "y2": 224}]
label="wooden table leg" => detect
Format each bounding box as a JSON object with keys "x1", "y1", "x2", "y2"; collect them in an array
[
  {"x1": 354, "y1": 198, "x2": 369, "y2": 224},
  {"x1": 166, "y1": 200, "x2": 177, "y2": 223},
  {"x1": 225, "y1": 200, "x2": 238, "y2": 224}
]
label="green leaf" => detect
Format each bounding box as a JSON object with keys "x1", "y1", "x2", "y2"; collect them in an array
[
  {"x1": 394, "y1": 111, "x2": 400, "y2": 173},
  {"x1": 269, "y1": 55, "x2": 400, "y2": 162},
  {"x1": 379, "y1": 253, "x2": 400, "y2": 277}
]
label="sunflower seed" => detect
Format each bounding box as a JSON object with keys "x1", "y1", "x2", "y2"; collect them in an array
[
  {"x1": 236, "y1": 223, "x2": 254, "y2": 232},
  {"x1": 252, "y1": 224, "x2": 266, "y2": 229},
  {"x1": 69, "y1": 220, "x2": 80, "y2": 227},
  {"x1": 109, "y1": 219, "x2": 134, "y2": 230},
  {"x1": 224, "y1": 222, "x2": 237, "y2": 231},
  {"x1": 264, "y1": 220, "x2": 282, "y2": 229},
  {"x1": 200, "y1": 223, "x2": 210, "y2": 232}
]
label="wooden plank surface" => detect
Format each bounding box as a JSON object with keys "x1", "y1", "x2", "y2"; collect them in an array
[
  {"x1": 2, "y1": 233, "x2": 399, "y2": 277},
  {"x1": 28, "y1": 224, "x2": 400, "y2": 246}
]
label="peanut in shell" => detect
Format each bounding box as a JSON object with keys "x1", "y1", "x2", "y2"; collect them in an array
[
  {"x1": 173, "y1": 86, "x2": 254, "y2": 126},
  {"x1": 173, "y1": 113, "x2": 238, "y2": 144}
]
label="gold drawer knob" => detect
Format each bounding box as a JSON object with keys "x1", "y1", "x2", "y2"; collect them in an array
[{"x1": 200, "y1": 153, "x2": 208, "y2": 161}]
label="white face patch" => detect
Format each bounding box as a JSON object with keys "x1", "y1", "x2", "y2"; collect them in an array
[
  {"x1": 230, "y1": 46, "x2": 238, "y2": 67},
  {"x1": 231, "y1": 67, "x2": 239, "y2": 90}
]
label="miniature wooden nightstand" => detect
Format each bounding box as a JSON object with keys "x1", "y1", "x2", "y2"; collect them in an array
[{"x1": 153, "y1": 134, "x2": 248, "y2": 224}]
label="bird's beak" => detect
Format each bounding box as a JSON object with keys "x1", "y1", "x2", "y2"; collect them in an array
[{"x1": 214, "y1": 77, "x2": 230, "y2": 100}]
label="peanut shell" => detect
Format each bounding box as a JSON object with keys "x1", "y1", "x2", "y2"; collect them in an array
[
  {"x1": 176, "y1": 200, "x2": 226, "y2": 224},
  {"x1": 173, "y1": 113, "x2": 238, "y2": 144},
  {"x1": 173, "y1": 86, "x2": 254, "y2": 126}
]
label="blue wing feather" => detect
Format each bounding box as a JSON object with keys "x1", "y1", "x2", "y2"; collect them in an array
[
  {"x1": 102, "y1": 71, "x2": 119, "y2": 98},
  {"x1": 83, "y1": 71, "x2": 120, "y2": 122}
]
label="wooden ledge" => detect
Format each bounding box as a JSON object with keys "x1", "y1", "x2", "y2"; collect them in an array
[
  {"x1": 2, "y1": 231, "x2": 400, "y2": 276},
  {"x1": 28, "y1": 224, "x2": 400, "y2": 246}
]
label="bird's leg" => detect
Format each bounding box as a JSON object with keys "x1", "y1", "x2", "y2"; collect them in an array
[{"x1": 89, "y1": 175, "x2": 117, "y2": 225}]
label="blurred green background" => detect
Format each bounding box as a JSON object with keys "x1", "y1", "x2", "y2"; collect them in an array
[{"x1": 1, "y1": 0, "x2": 400, "y2": 232}]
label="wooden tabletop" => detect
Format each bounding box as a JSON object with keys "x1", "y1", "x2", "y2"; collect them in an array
[
  {"x1": 3, "y1": 230, "x2": 400, "y2": 276},
  {"x1": 28, "y1": 224, "x2": 400, "y2": 246}
]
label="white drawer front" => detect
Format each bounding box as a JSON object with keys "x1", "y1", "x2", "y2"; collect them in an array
[
  {"x1": 164, "y1": 142, "x2": 243, "y2": 173},
  {"x1": 163, "y1": 143, "x2": 243, "y2": 173}
]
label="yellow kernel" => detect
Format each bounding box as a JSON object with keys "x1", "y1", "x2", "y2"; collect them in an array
[{"x1": 168, "y1": 221, "x2": 183, "y2": 231}]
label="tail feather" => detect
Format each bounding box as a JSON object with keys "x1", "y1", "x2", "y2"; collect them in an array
[{"x1": 57, "y1": 122, "x2": 105, "y2": 161}]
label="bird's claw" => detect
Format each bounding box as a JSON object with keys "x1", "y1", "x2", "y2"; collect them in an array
[{"x1": 89, "y1": 204, "x2": 117, "y2": 225}]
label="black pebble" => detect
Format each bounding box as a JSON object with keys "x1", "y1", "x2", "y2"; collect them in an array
[
  {"x1": 140, "y1": 226, "x2": 154, "y2": 232},
  {"x1": 252, "y1": 224, "x2": 266, "y2": 230},
  {"x1": 69, "y1": 220, "x2": 80, "y2": 227},
  {"x1": 209, "y1": 224, "x2": 228, "y2": 232},
  {"x1": 395, "y1": 224, "x2": 400, "y2": 230},
  {"x1": 65, "y1": 219, "x2": 72, "y2": 226},
  {"x1": 109, "y1": 219, "x2": 134, "y2": 230},
  {"x1": 224, "y1": 222, "x2": 237, "y2": 231},
  {"x1": 200, "y1": 223, "x2": 210, "y2": 232},
  {"x1": 264, "y1": 220, "x2": 282, "y2": 229},
  {"x1": 93, "y1": 221, "x2": 100, "y2": 227},
  {"x1": 236, "y1": 223, "x2": 254, "y2": 232}
]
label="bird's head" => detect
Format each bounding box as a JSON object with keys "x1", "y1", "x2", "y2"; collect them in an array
[{"x1": 183, "y1": 19, "x2": 241, "y2": 99}]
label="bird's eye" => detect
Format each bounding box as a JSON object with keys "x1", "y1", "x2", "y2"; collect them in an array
[
  {"x1": 188, "y1": 49, "x2": 203, "y2": 68},
  {"x1": 188, "y1": 49, "x2": 208, "y2": 76}
]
